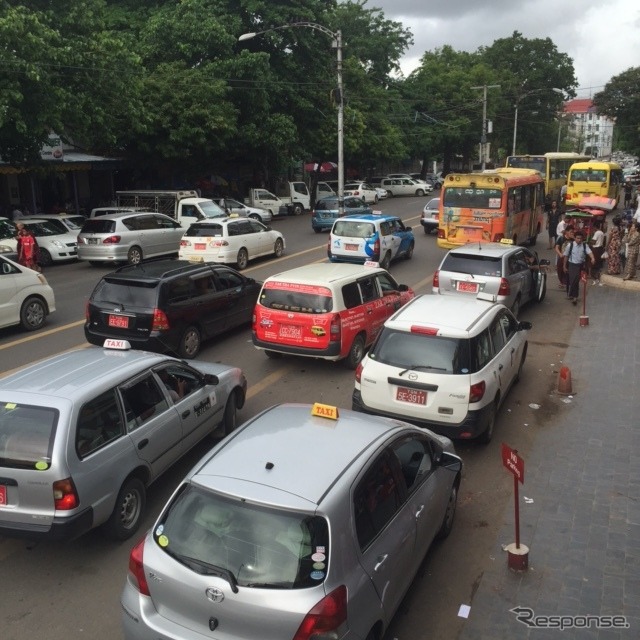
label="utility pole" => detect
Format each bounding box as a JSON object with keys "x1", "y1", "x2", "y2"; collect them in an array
[{"x1": 471, "y1": 84, "x2": 500, "y2": 170}]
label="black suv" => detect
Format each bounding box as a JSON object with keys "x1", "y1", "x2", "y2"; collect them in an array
[{"x1": 84, "y1": 259, "x2": 262, "y2": 358}]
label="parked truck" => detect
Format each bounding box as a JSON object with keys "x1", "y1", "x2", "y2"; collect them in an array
[
  {"x1": 245, "y1": 181, "x2": 311, "y2": 216},
  {"x1": 115, "y1": 190, "x2": 227, "y2": 227}
]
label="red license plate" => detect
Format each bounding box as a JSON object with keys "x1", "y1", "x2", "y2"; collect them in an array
[
  {"x1": 195, "y1": 243, "x2": 206, "y2": 250},
  {"x1": 278, "y1": 324, "x2": 302, "y2": 340},
  {"x1": 108, "y1": 314, "x2": 129, "y2": 328},
  {"x1": 457, "y1": 281, "x2": 479, "y2": 293},
  {"x1": 345, "y1": 244, "x2": 359, "y2": 251},
  {"x1": 396, "y1": 387, "x2": 427, "y2": 405},
  {"x1": 0, "y1": 485, "x2": 6, "y2": 506}
]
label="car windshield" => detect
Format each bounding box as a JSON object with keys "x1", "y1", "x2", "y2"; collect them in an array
[
  {"x1": 441, "y1": 253, "x2": 503, "y2": 277},
  {"x1": 369, "y1": 328, "x2": 471, "y2": 375},
  {"x1": 156, "y1": 484, "x2": 329, "y2": 589},
  {"x1": 92, "y1": 278, "x2": 158, "y2": 307},
  {"x1": 199, "y1": 201, "x2": 228, "y2": 218},
  {"x1": 0, "y1": 219, "x2": 16, "y2": 240},
  {"x1": 0, "y1": 403, "x2": 58, "y2": 470},
  {"x1": 25, "y1": 221, "x2": 62, "y2": 237},
  {"x1": 81, "y1": 219, "x2": 116, "y2": 234},
  {"x1": 332, "y1": 220, "x2": 375, "y2": 238},
  {"x1": 184, "y1": 223, "x2": 224, "y2": 237}
]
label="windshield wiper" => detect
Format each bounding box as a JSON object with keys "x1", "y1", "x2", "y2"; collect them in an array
[
  {"x1": 398, "y1": 364, "x2": 446, "y2": 375},
  {"x1": 169, "y1": 552, "x2": 239, "y2": 593}
]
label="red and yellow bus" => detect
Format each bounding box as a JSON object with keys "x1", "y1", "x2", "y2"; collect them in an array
[{"x1": 437, "y1": 168, "x2": 545, "y2": 249}]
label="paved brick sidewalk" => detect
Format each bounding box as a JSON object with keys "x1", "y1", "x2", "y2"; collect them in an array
[{"x1": 459, "y1": 283, "x2": 640, "y2": 639}]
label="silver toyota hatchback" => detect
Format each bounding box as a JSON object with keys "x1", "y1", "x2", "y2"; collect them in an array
[
  {"x1": 0, "y1": 341, "x2": 246, "y2": 541},
  {"x1": 121, "y1": 403, "x2": 462, "y2": 640}
]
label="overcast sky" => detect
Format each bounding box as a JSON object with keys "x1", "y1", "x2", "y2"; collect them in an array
[{"x1": 365, "y1": 0, "x2": 640, "y2": 96}]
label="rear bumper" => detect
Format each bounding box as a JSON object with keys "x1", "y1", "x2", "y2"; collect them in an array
[
  {"x1": 85, "y1": 325, "x2": 180, "y2": 354},
  {"x1": 0, "y1": 507, "x2": 94, "y2": 541},
  {"x1": 351, "y1": 389, "x2": 492, "y2": 440},
  {"x1": 253, "y1": 333, "x2": 342, "y2": 360}
]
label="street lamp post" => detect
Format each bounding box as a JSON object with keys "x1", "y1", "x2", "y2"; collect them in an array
[
  {"x1": 239, "y1": 23, "x2": 344, "y2": 216},
  {"x1": 512, "y1": 87, "x2": 563, "y2": 155}
]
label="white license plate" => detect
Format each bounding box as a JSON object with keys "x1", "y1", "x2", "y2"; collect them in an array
[
  {"x1": 396, "y1": 387, "x2": 427, "y2": 405},
  {"x1": 345, "y1": 244, "x2": 359, "y2": 251}
]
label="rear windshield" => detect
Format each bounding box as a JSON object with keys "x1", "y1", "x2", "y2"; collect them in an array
[
  {"x1": 332, "y1": 220, "x2": 375, "y2": 238},
  {"x1": 443, "y1": 187, "x2": 503, "y2": 209},
  {"x1": 81, "y1": 219, "x2": 116, "y2": 234},
  {"x1": 0, "y1": 403, "x2": 58, "y2": 470},
  {"x1": 569, "y1": 169, "x2": 607, "y2": 182},
  {"x1": 156, "y1": 485, "x2": 330, "y2": 589},
  {"x1": 199, "y1": 201, "x2": 227, "y2": 218},
  {"x1": 91, "y1": 278, "x2": 158, "y2": 307},
  {"x1": 314, "y1": 198, "x2": 338, "y2": 210},
  {"x1": 259, "y1": 282, "x2": 333, "y2": 313},
  {"x1": 440, "y1": 253, "x2": 502, "y2": 277},
  {"x1": 370, "y1": 328, "x2": 472, "y2": 375},
  {"x1": 184, "y1": 224, "x2": 223, "y2": 237}
]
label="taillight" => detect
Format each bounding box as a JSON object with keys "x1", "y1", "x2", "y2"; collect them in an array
[
  {"x1": 432, "y1": 270, "x2": 440, "y2": 287},
  {"x1": 329, "y1": 314, "x2": 341, "y2": 342},
  {"x1": 355, "y1": 361, "x2": 363, "y2": 383},
  {"x1": 84, "y1": 300, "x2": 90, "y2": 322},
  {"x1": 292, "y1": 585, "x2": 348, "y2": 640},
  {"x1": 411, "y1": 325, "x2": 438, "y2": 335},
  {"x1": 53, "y1": 478, "x2": 79, "y2": 510},
  {"x1": 498, "y1": 278, "x2": 510, "y2": 295},
  {"x1": 211, "y1": 240, "x2": 229, "y2": 247},
  {"x1": 128, "y1": 538, "x2": 150, "y2": 596},
  {"x1": 437, "y1": 228, "x2": 445, "y2": 239},
  {"x1": 102, "y1": 235, "x2": 121, "y2": 244},
  {"x1": 372, "y1": 238, "x2": 380, "y2": 259},
  {"x1": 469, "y1": 381, "x2": 486, "y2": 403},
  {"x1": 151, "y1": 308, "x2": 170, "y2": 331},
  {"x1": 180, "y1": 239, "x2": 190, "y2": 247}
]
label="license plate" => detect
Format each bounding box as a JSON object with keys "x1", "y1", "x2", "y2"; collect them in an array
[
  {"x1": 195, "y1": 243, "x2": 206, "y2": 250},
  {"x1": 88, "y1": 238, "x2": 99, "y2": 245},
  {"x1": 457, "y1": 281, "x2": 479, "y2": 293},
  {"x1": 0, "y1": 485, "x2": 6, "y2": 506},
  {"x1": 188, "y1": 257, "x2": 204, "y2": 262},
  {"x1": 345, "y1": 243, "x2": 359, "y2": 251},
  {"x1": 108, "y1": 314, "x2": 129, "y2": 328},
  {"x1": 396, "y1": 387, "x2": 427, "y2": 405},
  {"x1": 279, "y1": 324, "x2": 302, "y2": 339}
]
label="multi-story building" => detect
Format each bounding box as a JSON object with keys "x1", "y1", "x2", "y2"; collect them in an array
[{"x1": 561, "y1": 99, "x2": 615, "y2": 158}]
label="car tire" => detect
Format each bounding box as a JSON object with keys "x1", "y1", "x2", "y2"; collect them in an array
[
  {"x1": 313, "y1": 227, "x2": 322, "y2": 233},
  {"x1": 292, "y1": 203, "x2": 303, "y2": 216},
  {"x1": 38, "y1": 248, "x2": 52, "y2": 267},
  {"x1": 249, "y1": 213, "x2": 261, "y2": 221},
  {"x1": 380, "y1": 251, "x2": 391, "y2": 270},
  {"x1": 510, "y1": 296, "x2": 521, "y2": 318},
  {"x1": 20, "y1": 296, "x2": 47, "y2": 331},
  {"x1": 344, "y1": 334, "x2": 365, "y2": 369},
  {"x1": 436, "y1": 483, "x2": 458, "y2": 540},
  {"x1": 404, "y1": 241, "x2": 414, "y2": 260},
  {"x1": 374, "y1": 195, "x2": 379, "y2": 203},
  {"x1": 104, "y1": 477, "x2": 146, "y2": 541},
  {"x1": 127, "y1": 246, "x2": 143, "y2": 264},
  {"x1": 178, "y1": 325, "x2": 201, "y2": 359},
  {"x1": 416, "y1": 188, "x2": 425, "y2": 196},
  {"x1": 537, "y1": 273, "x2": 547, "y2": 303},
  {"x1": 386, "y1": 190, "x2": 393, "y2": 198},
  {"x1": 264, "y1": 349, "x2": 282, "y2": 359},
  {"x1": 423, "y1": 225, "x2": 430, "y2": 235},
  {"x1": 478, "y1": 401, "x2": 497, "y2": 444},
  {"x1": 236, "y1": 248, "x2": 249, "y2": 270},
  {"x1": 222, "y1": 390, "x2": 238, "y2": 436},
  {"x1": 273, "y1": 238, "x2": 284, "y2": 258}
]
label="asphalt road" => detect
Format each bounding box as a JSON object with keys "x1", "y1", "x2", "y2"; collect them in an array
[{"x1": 0, "y1": 197, "x2": 578, "y2": 640}]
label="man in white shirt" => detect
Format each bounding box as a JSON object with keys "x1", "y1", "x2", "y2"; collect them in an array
[{"x1": 563, "y1": 230, "x2": 594, "y2": 304}]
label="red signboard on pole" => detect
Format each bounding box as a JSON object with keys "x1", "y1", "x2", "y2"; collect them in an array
[{"x1": 501, "y1": 443, "x2": 524, "y2": 483}]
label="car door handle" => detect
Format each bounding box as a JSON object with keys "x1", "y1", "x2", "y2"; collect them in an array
[
  {"x1": 182, "y1": 410, "x2": 191, "y2": 418},
  {"x1": 374, "y1": 554, "x2": 388, "y2": 572},
  {"x1": 137, "y1": 439, "x2": 149, "y2": 450},
  {"x1": 415, "y1": 504, "x2": 425, "y2": 519},
  {"x1": 499, "y1": 364, "x2": 504, "y2": 371}
]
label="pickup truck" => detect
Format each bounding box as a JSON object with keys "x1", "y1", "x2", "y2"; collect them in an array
[
  {"x1": 246, "y1": 181, "x2": 312, "y2": 216},
  {"x1": 115, "y1": 190, "x2": 227, "y2": 227}
]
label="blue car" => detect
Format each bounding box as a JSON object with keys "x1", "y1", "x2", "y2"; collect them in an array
[
  {"x1": 328, "y1": 213, "x2": 415, "y2": 269},
  {"x1": 311, "y1": 196, "x2": 373, "y2": 233}
]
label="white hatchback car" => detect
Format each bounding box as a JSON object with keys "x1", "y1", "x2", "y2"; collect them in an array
[
  {"x1": 179, "y1": 216, "x2": 285, "y2": 270},
  {"x1": 21, "y1": 218, "x2": 79, "y2": 266},
  {"x1": 0, "y1": 255, "x2": 56, "y2": 331},
  {"x1": 381, "y1": 178, "x2": 431, "y2": 197},
  {"x1": 352, "y1": 294, "x2": 531, "y2": 443},
  {"x1": 344, "y1": 182, "x2": 380, "y2": 204}
]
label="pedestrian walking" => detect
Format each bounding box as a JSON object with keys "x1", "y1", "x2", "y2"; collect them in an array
[
  {"x1": 555, "y1": 225, "x2": 574, "y2": 290},
  {"x1": 563, "y1": 230, "x2": 594, "y2": 304},
  {"x1": 15, "y1": 222, "x2": 39, "y2": 271},
  {"x1": 546, "y1": 200, "x2": 562, "y2": 249},
  {"x1": 606, "y1": 216, "x2": 623, "y2": 275},
  {"x1": 624, "y1": 179, "x2": 633, "y2": 209},
  {"x1": 589, "y1": 220, "x2": 605, "y2": 285},
  {"x1": 622, "y1": 221, "x2": 640, "y2": 281}
]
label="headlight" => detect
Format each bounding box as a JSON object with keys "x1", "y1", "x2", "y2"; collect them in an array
[
  {"x1": 51, "y1": 240, "x2": 65, "y2": 249},
  {"x1": 0, "y1": 244, "x2": 12, "y2": 253}
]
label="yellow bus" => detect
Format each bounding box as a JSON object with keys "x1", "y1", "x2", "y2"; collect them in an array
[
  {"x1": 566, "y1": 161, "x2": 624, "y2": 207},
  {"x1": 437, "y1": 168, "x2": 545, "y2": 249},
  {"x1": 505, "y1": 152, "x2": 591, "y2": 203}
]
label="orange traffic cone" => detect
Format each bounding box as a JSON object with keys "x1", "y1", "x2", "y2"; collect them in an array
[{"x1": 557, "y1": 366, "x2": 574, "y2": 395}]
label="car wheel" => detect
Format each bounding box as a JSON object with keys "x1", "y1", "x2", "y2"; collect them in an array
[
  {"x1": 510, "y1": 296, "x2": 521, "y2": 318},
  {"x1": 265, "y1": 350, "x2": 282, "y2": 359},
  {"x1": 380, "y1": 251, "x2": 391, "y2": 270},
  {"x1": 404, "y1": 241, "x2": 414, "y2": 260},
  {"x1": 127, "y1": 246, "x2": 143, "y2": 264},
  {"x1": 313, "y1": 227, "x2": 322, "y2": 233},
  {"x1": 374, "y1": 195, "x2": 379, "y2": 203},
  {"x1": 386, "y1": 190, "x2": 393, "y2": 198},
  {"x1": 292, "y1": 203, "x2": 303, "y2": 216},
  {"x1": 436, "y1": 483, "x2": 458, "y2": 539},
  {"x1": 344, "y1": 334, "x2": 365, "y2": 369},
  {"x1": 249, "y1": 213, "x2": 261, "y2": 221},
  {"x1": 416, "y1": 188, "x2": 425, "y2": 196},
  {"x1": 537, "y1": 272, "x2": 547, "y2": 303},
  {"x1": 178, "y1": 325, "x2": 201, "y2": 359},
  {"x1": 104, "y1": 477, "x2": 146, "y2": 541},
  {"x1": 273, "y1": 238, "x2": 284, "y2": 258},
  {"x1": 478, "y1": 401, "x2": 497, "y2": 444},
  {"x1": 236, "y1": 248, "x2": 249, "y2": 270},
  {"x1": 222, "y1": 390, "x2": 238, "y2": 436},
  {"x1": 38, "y1": 248, "x2": 52, "y2": 267},
  {"x1": 20, "y1": 296, "x2": 46, "y2": 331},
  {"x1": 423, "y1": 225, "x2": 430, "y2": 235}
]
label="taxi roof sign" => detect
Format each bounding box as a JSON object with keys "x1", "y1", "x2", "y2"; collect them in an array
[
  {"x1": 499, "y1": 238, "x2": 514, "y2": 245},
  {"x1": 103, "y1": 339, "x2": 132, "y2": 350},
  {"x1": 311, "y1": 403, "x2": 339, "y2": 420},
  {"x1": 364, "y1": 260, "x2": 380, "y2": 268}
]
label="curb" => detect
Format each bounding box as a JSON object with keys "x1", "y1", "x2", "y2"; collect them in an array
[{"x1": 600, "y1": 273, "x2": 640, "y2": 290}]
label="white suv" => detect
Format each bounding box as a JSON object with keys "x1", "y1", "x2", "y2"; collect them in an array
[{"x1": 352, "y1": 294, "x2": 531, "y2": 443}]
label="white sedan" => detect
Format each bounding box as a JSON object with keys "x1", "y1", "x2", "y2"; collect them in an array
[
  {"x1": 380, "y1": 177, "x2": 431, "y2": 197},
  {"x1": 179, "y1": 216, "x2": 285, "y2": 270},
  {"x1": 344, "y1": 182, "x2": 380, "y2": 204}
]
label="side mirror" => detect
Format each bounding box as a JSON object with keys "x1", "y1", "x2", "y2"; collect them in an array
[
  {"x1": 203, "y1": 374, "x2": 219, "y2": 386},
  {"x1": 518, "y1": 321, "x2": 532, "y2": 331},
  {"x1": 405, "y1": 226, "x2": 412, "y2": 232},
  {"x1": 438, "y1": 450, "x2": 463, "y2": 473},
  {"x1": 398, "y1": 284, "x2": 409, "y2": 292},
  {"x1": 539, "y1": 259, "x2": 551, "y2": 266}
]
